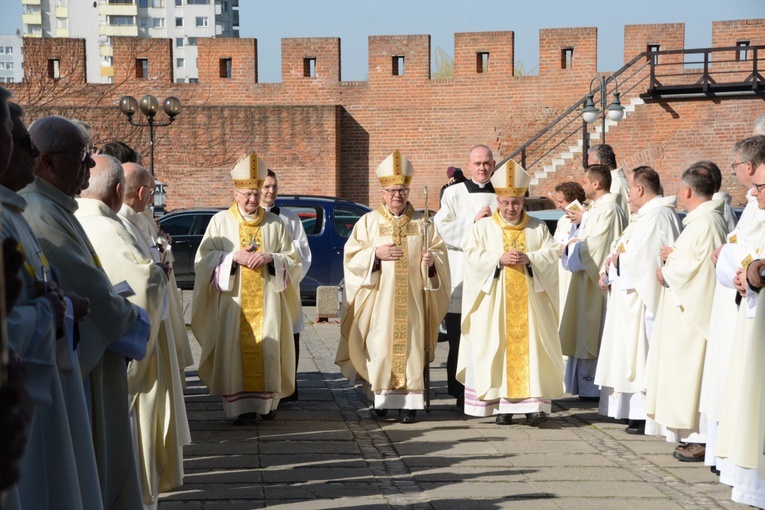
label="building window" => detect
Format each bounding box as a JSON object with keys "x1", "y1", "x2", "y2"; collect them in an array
[
  {"x1": 177, "y1": 58, "x2": 184, "y2": 68},
  {"x1": 187, "y1": 37, "x2": 197, "y2": 46},
  {"x1": 476, "y1": 52, "x2": 489, "y2": 73},
  {"x1": 303, "y1": 57, "x2": 316, "y2": 78},
  {"x1": 175, "y1": 0, "x2": 182, "y2": 5},
  {"x1": 4, "y1": 47, "x2": 12, "y2": 55},
  {"x1": 109, "y1": 15, "x2": 135, "y2": 26},
  {"x1": 139, "y1": 17, "x2": 149, "y2": 28},
  {"x1": 175, "y1": 17, "x2": 183, "y2": 27},
  {"x1": 219, "y1": 58, "x2": 232, "y2": 78},
  {"x1": 175, "y1": 37, "x2": 184, "y2": 47},
  {"x1": 48, "y1": 59, "x2": 60, "y2": 79},
  {"x1": 56, "y1": 18, "x2": 68, "y2": 28},
  {"x1": 196, "y1": 17, "x2": 208, "y2": 27},
  {"x1": 222, "y1": 1, "x2": 228, "y2": 11},
  {"x1": 187, "y1": 0, "x2": 209, "y2": 4},
  {"x1": 153, "y1": 18, "x2": 165, "y2": 28},
  {"x1": 0, "y1": 48, "x2": 4, "y2": 54},
  {"x1": 176, "y1": 78, "x2": 185, "y2": 83},
  {"x1": 136, "y1": 58, "x2": 148, "y2": 78},
  {"x1": 561, "y1": 47, "x2": 573, "y2": 69},
  {"x1": 392, "y1": 55, "x2": 405, "y2": 76},
  {"x1": 150, "y1": 0, "x2": 164, "y2": 6},
  {"x1": 188, "y1": 78, "x2": 198, "y2": 83},
  {"x1": 737, "y1": 41, "x2": 750, "y2": 61},
  {"x1": 138, "y1": 0, "x2": 148, "y2": 6}
]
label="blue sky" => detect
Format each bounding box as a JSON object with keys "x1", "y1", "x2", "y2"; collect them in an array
[{"x1": 2, "y1": 0, "x2": 762, "y2": 82}]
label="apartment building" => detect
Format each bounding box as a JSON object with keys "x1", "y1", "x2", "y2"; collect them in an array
[
  {"x1": 21, "y1": 0, "x2": 239, "y2": 83},
  {"x1": 0, "y1": 35, "x2": 24, "y2": 84}
]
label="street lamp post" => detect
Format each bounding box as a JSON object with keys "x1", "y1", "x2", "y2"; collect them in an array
[
  {"x1": 118, "y1": 94, "x2": 182, "y2": 177},
  {"x1": 581, "y1": 76, "x2": 625, "y2": 167}
]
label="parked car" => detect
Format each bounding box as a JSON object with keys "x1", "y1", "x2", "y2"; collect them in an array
[{"x1": 158, "y1": 196, "x2": 371, "y2": 301}]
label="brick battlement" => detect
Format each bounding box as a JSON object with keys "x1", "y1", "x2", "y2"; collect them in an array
[{"x1": 6, "y1": 19, "x2": 765, "y2": 209}]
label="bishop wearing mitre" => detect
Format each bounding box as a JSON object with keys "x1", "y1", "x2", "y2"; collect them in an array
[
  {"x1": 457, "y1": 160, "x2": 565, "y2": 426},
  {"x1": 191, "y1": 153, "x2": 301, "y2": 425}
]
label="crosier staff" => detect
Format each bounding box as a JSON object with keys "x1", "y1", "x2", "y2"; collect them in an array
[{"x1": 422, "y1": 186, "x2": 433, "y2": 413}]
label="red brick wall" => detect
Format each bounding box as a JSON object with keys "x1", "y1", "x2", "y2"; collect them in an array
[{"x1": 6, "y1": 20, "x2": 765, "y2": 210}]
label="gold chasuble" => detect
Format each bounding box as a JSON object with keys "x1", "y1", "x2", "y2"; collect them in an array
[
  {"x1": 232, "y1": 203, "x2": 268, "y2": 392},
  {"x1": 496, "y1": 210, "x2": 531, "y2": 398},
  {"x1": 337, "y1": 204, "x2": 451, "y2": 410},
  {"x1": 458, "y1": 211, "x2": 564, "y2": 416},
  {"x1": 191, "y1": 205, "x2": 301, "y2": 417}
]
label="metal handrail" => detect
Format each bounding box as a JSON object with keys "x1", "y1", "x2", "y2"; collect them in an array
[{"x1": 501, "y1": 45, "x2": 765, "y2": 178}]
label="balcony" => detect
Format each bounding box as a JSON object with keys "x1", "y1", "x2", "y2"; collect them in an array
[
  {"x1": 101, "y1": 66, "x2": 114, "y2": 77},
  {"x1": 22, "y1": 0, "x2": 41, "y2": 5},
  {"x1": 22, "y1": 13, "x2": 42, "y2": 25},
  {"x1": 99, "y1": 45, "x2": 113, "y2": 56},
  {"x1": 55, "y1": 6, "x2": 68, "y2": 17},
  {"x1": 100, "y1": 24, "x2": 139, "y2": 36},
  {"x1": 56, "y1": 27, "x2": 69, "y2": 37},
  {"x1": 99, "y1": 3, "x2": 138, "y2": 16}
]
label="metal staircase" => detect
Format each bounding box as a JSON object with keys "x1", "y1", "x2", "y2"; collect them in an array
[{"x1": 499, "y1": 45, "x2": 765, "y2": 189}]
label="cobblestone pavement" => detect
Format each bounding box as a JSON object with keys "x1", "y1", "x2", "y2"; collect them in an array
[{"x1": 160, "y1": 299, "x2": 749, "y2": 509}]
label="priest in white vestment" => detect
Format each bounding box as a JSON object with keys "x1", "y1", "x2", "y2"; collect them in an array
[
  {"x1": 560, "y1": 165, "x2": 626, "y2": 398},
  {"x1": 1, "y1": 103, "x2": 105, "y2": 510},
  {"x1": 458, "y1": 160, "x2": 564, "y2": 426},
  {"x1": 22, "y1": 116, "x2": 149, "y2": 509},
  {"x1": 191, "y1": 153, "x2": 301, "y2": 424},
  {"x1": 587, "y1": 144, "x2": 630, "y2": 222},
  {"x1": 644, "y1": 163, "x2": 728, "y2": 462},
  {"x1": 594, "y1": 166, "x2": 681, "y2": 434},
  {"x1": 260, "y1": 169, "x2": 312, "y2": 402},
  {"x1": 552, "y1": 182, "x2": 586, "y2": 321},
  {"x1": 433, "y1": 144, "x2": 497, "y2": 406},
  {"x1": 700, "y1": 138, "x2": 765, "y2": 472},
  {"x1": 80, "y1": 157, "x2": 190, "y2": 508},
  {"x1": 713, "y1": 144, "x2": 765, "y2": 507},
  {"x1": 337, "y1": 151, "x2": 450, "y2": 423}
]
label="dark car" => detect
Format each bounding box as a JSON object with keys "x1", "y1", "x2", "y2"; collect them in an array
[{"x1": 158, "y1": 195, "x2": 371, "y2": 301}]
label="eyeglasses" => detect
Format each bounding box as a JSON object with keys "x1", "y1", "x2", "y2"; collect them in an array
[
  {"x1": 731, "y1": 161, "x2": 749, "y2": 172},
  {"x1": 235, "y1": 189, "x2": 260, "y2": 201},
  {"x1": 14, "y1": 137, "x2": 39, "y2": 157},
  {"x1": 752, "y1": 182, "x2": 765, "y2": 193},
  {"x1": 47, "y1": 147, "x2": 92, "y2": 162},
  {"x1": 383, "y1": 188, "x2": 409, "y2": 196},
  {"x1": 140, "y1": 185, "x2": 156, "y2": 196}
]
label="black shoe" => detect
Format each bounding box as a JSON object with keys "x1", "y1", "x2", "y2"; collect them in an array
[
  {"x1": 710, "y1": 465, "x2": 721, "y2": 476},
  {"x1": 495, "y1": 413, "x2": 513, "y2": 425},
  {"x1": 260, "y1": 410, "x2": 277, "y2": 421},
  {"x1": 456, "y1": 395, "x2": 465, "y2": 409},
  {"x1": 281, "y1": 391, "x2": 298, "y2": 403},
  {"x1": 234, "y1": 412, "x2": 258, "y2": 426},
  {"x1": 625, "y1": 420, "x2": 645, "y2": 435},
  {"x1": 525, "y1": 412, "x2": 548, "y2": 426},
  {"x1": 400, "y1": 409, "x2": 416, "y2": 423},
  {"x1": 578, "y1": 395, "x2": 600, "y2": 402}
]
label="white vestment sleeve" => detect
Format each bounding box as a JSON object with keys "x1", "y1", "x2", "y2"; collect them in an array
[
  {"x1": 361, "y1": 251, "x2": 380, "y2": 288},
  {"x1": 716, "y1": 244, "x2": 740, "y2": 288},
  {"x1": 270, "y1": 253, "x2": 292, "y2": 293},
  {"x1": 214, "y1": 252, "x2": 235, "y2": 292},
  {"x1": 563, "y1": 241, "x2": 586, "y2": 273}
]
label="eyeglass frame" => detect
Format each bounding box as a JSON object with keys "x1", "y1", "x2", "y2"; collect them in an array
[
  {"x1": 731, "y1": 160, "x2": 750, "y2": 172},
  {"x1": 46, "y1": 147, "x2": 93, "y2": 162},
  {"x1": 752, "y1": 182, "x2": 765, "y2": 193},
  {"x1": 234, "y1": 189, "x2": 260, "y2": 201},
  {"x1": 382, "y1": 188, "x2": 410, "y2": 197},
  {"x1": 140, "y1": 185, "x2": 156, "y2": 196}
]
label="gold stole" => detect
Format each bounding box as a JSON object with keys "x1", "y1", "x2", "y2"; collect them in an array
[
  {"x1": 377, "y1": 203, "x2": 418, "y2": 389},
  {"x1": 492, "y1": 210, "x2": 531, "y2": 399},
  {"x1": 229, "y1": 204, "x2": 268, "y2": 392}
]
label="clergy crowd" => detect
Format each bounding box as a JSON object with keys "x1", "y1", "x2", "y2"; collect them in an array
[{"x1": 1, "y1": 78, "x2": 765, "y2": 509}]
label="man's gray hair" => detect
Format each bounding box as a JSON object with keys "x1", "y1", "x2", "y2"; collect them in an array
[
  {"x1": 82, "y1": 154, "x2": 124, "y2": 201},
  {"x1": 29, "y1": 116, "x2": 83, "y2": 153},
  {"x1": 71, "y1": 119, "x2": 93, "y2": 147}
]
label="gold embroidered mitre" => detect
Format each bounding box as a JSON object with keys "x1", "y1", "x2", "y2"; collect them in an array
[
  {"x1": 231, "y1": 153, "x2": 268, "y2": 190},
  {"x1": 491, "y1": 160, "x2": 530, "y2": 197},
  {"x1": 375, "y1": 150, "x2": 414, "y2": 187}
]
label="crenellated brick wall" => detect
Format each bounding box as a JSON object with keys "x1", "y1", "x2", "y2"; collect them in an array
[{"x1": 6, "y1": 19, "x2": 765, "y2": 210}]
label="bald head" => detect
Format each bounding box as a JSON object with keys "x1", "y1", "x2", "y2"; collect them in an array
[
  {"x1": 80, "y1": 154, "x2": 124, "y2": 213},
  {"x1": 122, "y1": 162, "x2": 154, "y2": 212}
]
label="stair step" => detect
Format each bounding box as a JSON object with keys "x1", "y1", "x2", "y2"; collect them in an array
[
  {"x1": 569, "y1": 145, "x2": 583, "y2": 153},
  {"x1": 543, "y1": 165, "x2": 555, "y2": 173},
  {"x1": 530, "y1": 178, "x2": 540, "y2": 186},
  {"x1": 561, "y1": 152, "x2": 574, "y2": 160},
  {"x1": 552, "y1": 158, "x2": 565, "y2": 166},
  {"x1": 534, "y1": 170, "x2": 548, "y2": 179}
]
